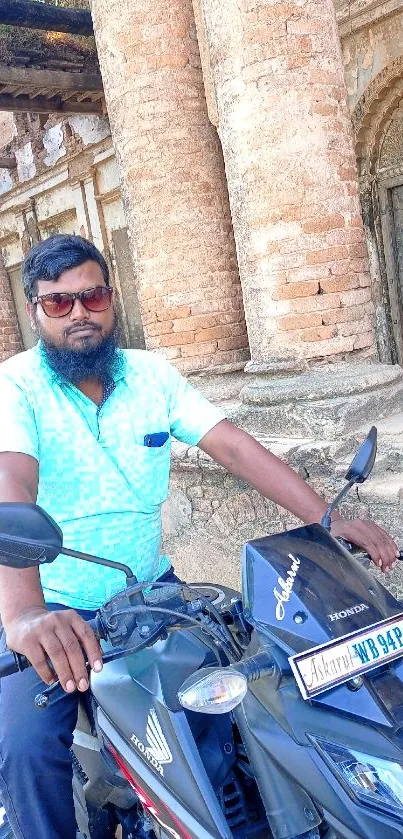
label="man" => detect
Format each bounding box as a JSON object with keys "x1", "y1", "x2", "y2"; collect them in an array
[{"x1": 0, "y1": 234, "x2": 397, "y2": 838}]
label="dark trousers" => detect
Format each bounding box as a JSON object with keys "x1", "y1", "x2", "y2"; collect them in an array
[{"x1": 0, "y1": 569, "x2": 179, "y2": 839}]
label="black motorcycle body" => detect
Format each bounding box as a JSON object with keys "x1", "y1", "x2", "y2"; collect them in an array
[
  {"x1": 2, "y1": 427, "x2": 403, "y2": 838},
  {"x1": 73, "y1": 582, "x2": 251, "y2": 839},
  {"x1": 67, "y1": 525, "x2": 403, "y2": 839}
]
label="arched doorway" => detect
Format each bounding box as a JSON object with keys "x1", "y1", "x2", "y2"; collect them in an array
[{"x1": 354, "y1": 59, "x2": 403, "y2": 366}]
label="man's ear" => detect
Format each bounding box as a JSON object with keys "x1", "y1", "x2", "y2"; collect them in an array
[{"x1": 26, "y1": 302, "x2": 37, "y2": 333}]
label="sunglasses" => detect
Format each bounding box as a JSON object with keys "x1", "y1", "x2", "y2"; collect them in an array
[{"x1": 31, "y1": 286, "x2": 113, "y2": 319}]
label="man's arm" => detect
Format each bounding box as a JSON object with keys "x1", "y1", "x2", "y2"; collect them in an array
[
  {"x1": 199, "y1": 420, "x2": 398, "y2": 572},
  {"x1": 0, "y1": 452, "x2": 103, "y2": 691}
]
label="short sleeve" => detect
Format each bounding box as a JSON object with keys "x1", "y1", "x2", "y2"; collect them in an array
[
  {"x1": 166, "y1": 364, "x2": 226, "y2": 446},
  {"x1": 0, "y1": 375, "x2": 39, "y2": 460}
]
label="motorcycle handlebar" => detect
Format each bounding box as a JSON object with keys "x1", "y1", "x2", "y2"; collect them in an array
[
  {"x1": 0, "y1": 617, "x2": 100, "y2": 679},
  {"x1": 2, "y1": 550, "x2": 403, "y2": 680},
  {"x1": 0, "y1": 649, "x2": 27, "y2": 677},
  {"x1": 340, "y1": 540, "x2": 403, "y2": 566}
]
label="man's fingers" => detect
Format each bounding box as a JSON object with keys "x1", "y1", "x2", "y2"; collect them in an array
[
  {"x1": 331, "y1": 518, "x2": 399, "y2": 573},
  {"x1": 24, "y1": 643, "x2": 56, "y2": 687},
  {"x1": 26, "y1": 635, "x2": 76, "y2": 692},
  {"x1": 41, "y1": 634, "x2": 78, "y2": 692},
  {"x1": 54, "y1": 626, "x2": 89, "y2": 691},
  {"x1": 69, "y1": 612, "x2": 103, "y2": 673},
  {"x1": 360, "y1": 522, "x2": 397, "y2": 571},
  {"x1": 5, "y1": 608, "x2": 101, "y2": 691}
]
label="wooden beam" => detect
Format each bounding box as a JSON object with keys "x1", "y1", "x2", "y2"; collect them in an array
[
  {"x1": 0, "y1": 1, "x2": 93, "y2": 36},
  {"x1": 0, "y1": 65, "x2": 102, "y2": 93},
  {"x1": 0, "y1": 155, "x2": 16, "y2": 169},
  {"x1": 76, "y1": 91, "x2": 92, "y2": 102},
  {"x1": 0, "y1": 93, "x2": 102, "y2": 114},
  {"x1": 60, "y1": 90, "x2": 78, "y2": 101},
  {"x1": 10, "y1": 86, "x2": 28, "y2": 96}
]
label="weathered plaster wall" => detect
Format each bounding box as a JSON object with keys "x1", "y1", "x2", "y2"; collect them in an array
[
  {"x1": 337, "y1": 1, "x2": 403, "y2": 110},
  {"x1": 0, "y1": 113, "x2": 142, "y2": 360}
]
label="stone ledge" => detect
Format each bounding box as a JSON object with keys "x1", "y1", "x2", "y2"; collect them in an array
[
  {"x1": 240, "y1": 362, "x2": 403, "y2": 405},
  {"x1": 187, "y1": 362, "x2": 403, "y2": 440},
  {"x1": 233, "y1": 362, "x2": 403, "y2": 439},
  {"x1": 167, "y1": 409, "x2": 403, "y2": 597}
]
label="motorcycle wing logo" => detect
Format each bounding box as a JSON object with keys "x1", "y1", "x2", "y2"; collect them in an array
[
  {"x1": 146, "y1": 709, "x2": 173, "y2": 766},
  {"x1": 131, "y1": 709, "x2": 173, "y2": 775}
]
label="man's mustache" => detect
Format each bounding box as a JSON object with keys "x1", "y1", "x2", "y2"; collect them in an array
[{"x1": 65, "y1": 323, "x2": 102, "y2": 336}]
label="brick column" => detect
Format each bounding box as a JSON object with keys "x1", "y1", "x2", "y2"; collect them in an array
[
  {"x1": 91, "y1": 0, "x2": 249, "y2": 373},
  {"x1": 198, "y1": 0, "x2": 375, "y2": 369},
  {"x1": 0, "y1": 252, "x2": 22, "y2": 362}
]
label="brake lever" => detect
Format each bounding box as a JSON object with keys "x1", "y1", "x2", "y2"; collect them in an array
[
  {"x1": 33, "y1": 622, "x2": 167, "y2": 709},
  {"x1": 35, "y1": 680, "x2": 61, "y2": 709},
  {"x1": 338, "y1": 538, "x2": 403, "y2": 567}
]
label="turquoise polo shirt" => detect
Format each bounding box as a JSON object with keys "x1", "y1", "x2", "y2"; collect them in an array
[{"x1": 0, "y1": 344, "x2": 225, "y2": 610}]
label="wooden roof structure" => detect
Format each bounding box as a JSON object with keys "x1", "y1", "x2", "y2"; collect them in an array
[{"x1": 0, "y1": 1, "x2": 104, "y2": 115}]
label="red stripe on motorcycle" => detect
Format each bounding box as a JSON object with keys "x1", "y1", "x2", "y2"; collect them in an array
[{"x1": 107, "y1": 744, "x2": 193, "y2": 839}]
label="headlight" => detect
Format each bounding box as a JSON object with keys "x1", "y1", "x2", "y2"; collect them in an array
[{"x1": 313, "y1": 737, "x2": 403, "y2": 819}]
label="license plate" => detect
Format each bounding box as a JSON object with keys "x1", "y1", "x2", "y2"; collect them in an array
[{"x1": 289, "y1": 612, "x2": 403, "y2": 700}]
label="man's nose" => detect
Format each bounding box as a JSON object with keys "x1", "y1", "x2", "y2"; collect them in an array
[{"x1": 69, "y1": 298, "x2": 90, "y2": 320}]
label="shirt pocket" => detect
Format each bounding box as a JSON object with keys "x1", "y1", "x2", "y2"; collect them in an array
[{"x1": 131, "y1": 436, "x2": 171, "y2": 508}]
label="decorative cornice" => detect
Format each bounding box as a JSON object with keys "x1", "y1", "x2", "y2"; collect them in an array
[
  {"x1": 352, "y1": 56, "x2": 403, "y2": 135},
  {"x1": 337, "y1": 0, "x2": 402, "y2": 37},
  {"x1": 39, "y1": 208, "x2": 76, "y2": 230},
  {"x1": 352, "y1": 58, "x2": 403, "y2": 177},
  {"x1": 0, "y1": 231, "x2": 19, "y2": 246}
]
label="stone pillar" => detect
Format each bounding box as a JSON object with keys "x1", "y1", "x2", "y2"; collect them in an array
[
  {"x1": 90, "y1": 0, "x2": 249, "y2": 373},
  {"x1": 192, "y1": 0, "x2": 403, "y2": 437},
  {"x1": 197, "y1": 0, "x2": 376, "y2": 369},
  {"x1": 0, "y1": 251, "x2": 22, "y2": 362}
]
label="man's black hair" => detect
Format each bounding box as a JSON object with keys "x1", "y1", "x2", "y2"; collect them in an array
[{"x1": 22, "y1": 234, "x2": 110, "y2": 301}]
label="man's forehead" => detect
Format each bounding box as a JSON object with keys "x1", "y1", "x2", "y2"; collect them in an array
[{"x1": 36, "y1": 260, "x2": 105, "y2": 294}]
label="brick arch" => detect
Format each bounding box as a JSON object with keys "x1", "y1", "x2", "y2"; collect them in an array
[{"x1": 353, "y1": 57, "x2": 403, "y2": 177}]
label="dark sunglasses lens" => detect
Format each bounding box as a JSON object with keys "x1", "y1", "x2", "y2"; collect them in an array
[
  {"x1": 82, "y1": 287, "x2": 112, "y2": 311},
  {"x1": 40, "y1": 294, "x2": 73, "y2": 318}
]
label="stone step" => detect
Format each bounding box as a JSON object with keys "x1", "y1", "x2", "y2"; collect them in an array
[
  {"x1": 334, "y1": 412, "x2": 403, "y2": 478},
  {"x1": 355, "y1": 471, "x2": 403, "y2": 505}
]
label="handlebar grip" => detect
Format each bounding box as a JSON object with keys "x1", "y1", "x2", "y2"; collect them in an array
[
  {"x1": 0, "y1": 615, "x2": 102, "y2": 683},
  {"x1": 0, "y1": 616, "x2": 102, "y2": 681},
  {"x1": 351, "y1": 549, "x2": 403, "y2": 566},
  {"x1": 0, "y1": 650, "x2": 30, "y2": 678}
]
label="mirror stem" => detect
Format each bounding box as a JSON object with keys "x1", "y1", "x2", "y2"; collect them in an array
[
  {"x1": 60, "y1": 547, "x2": 135, "y2": 580},
  {"x1": 321, "y1": 478, "x2": 356, "y2": 531}
]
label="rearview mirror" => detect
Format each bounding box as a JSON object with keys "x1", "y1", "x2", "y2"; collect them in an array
[
  {"x1": 345, "y1": 425, "x2": 377, "y2": 484},
  {"x1": 321, "y1": 426, "x2": 377, "y2": 530},
  {"x1": 0, "y1": 503, "x2": 62, "y2": 569}
]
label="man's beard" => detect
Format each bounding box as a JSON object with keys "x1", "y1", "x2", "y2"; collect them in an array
[{"x1": 39, "y1": 325, "x2": 120, "y2": 385}]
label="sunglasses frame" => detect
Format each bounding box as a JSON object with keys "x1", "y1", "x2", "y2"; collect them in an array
[{"x1": 31, "y1": 285, "x2": 113, "y2": 318}]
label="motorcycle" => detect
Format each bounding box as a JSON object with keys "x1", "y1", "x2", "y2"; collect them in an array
[{"x1": 1, "y1": 427, "x2": 403, "y2": 838}]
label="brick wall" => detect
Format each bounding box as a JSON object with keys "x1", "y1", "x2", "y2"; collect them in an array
[
  {"x1": 199, "y1": 0, "x2": 376, "y2": 365},
  {"x1": 92, "y1": 0, "x2": 250, "y2": 373}
]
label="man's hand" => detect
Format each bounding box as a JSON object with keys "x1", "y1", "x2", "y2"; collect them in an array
[
  {"x1": 199, "y1": 421, "x2": 400, "y2": 573},
  {"x1": 330, "y1": 518, "x2": 399, "y2": 573},
  {"x1": 5, "y1": 607, "x2": 103, "y2": 692}
]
